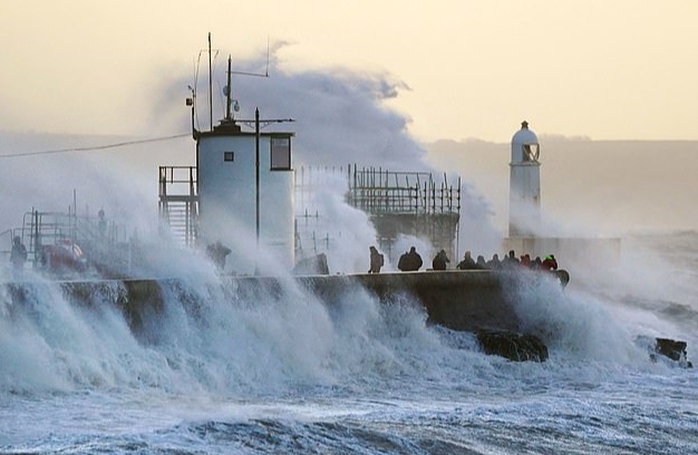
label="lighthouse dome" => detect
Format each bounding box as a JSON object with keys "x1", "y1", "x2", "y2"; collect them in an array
[{"x1": 511, "y1": 120, "x2": 540, "y2": 163}]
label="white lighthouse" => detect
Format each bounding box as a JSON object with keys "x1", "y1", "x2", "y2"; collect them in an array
[
  {"x1": 509, "y1": 121, "x2": 541, "y2": 237},
  {"x1": 504, "y1": 121, "x2": 621, "y2": 270}
]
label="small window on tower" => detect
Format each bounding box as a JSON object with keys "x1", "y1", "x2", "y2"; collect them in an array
[
  {"x1": 522, "y1": 144, "x2": 539, "y2": 162},
  {"x1": 270, "y1": 137, "x2": 291, "y2": 170},
  {"x1": 224, "y1": 151, "x2": 234, "y2": 162}
]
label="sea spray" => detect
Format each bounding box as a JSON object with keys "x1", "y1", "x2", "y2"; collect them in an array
[
  {"x1": 0, "y1": 270, "x2": 466, "y2": 397},
  {"x1": 504, "y1": 270, "x2": 646, "y2": 365},
  {"x1": 0, "y1": 279, "x2": 141, "y2": 392},
  {"x1": 3, "y1": 258, "x2": 697, "y2": 454}
]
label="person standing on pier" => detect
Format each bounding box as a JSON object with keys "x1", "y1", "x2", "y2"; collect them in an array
[
  {"x1": 542, "y1": 254, "x2": 558, "y2": 271},
  {"x1": 10, "y1": 236, "x2": 27, "y2": 278},
  {"x1": 398, "y1": 246, "x2": 423, "y2": 271},
  {"x1": 432, "y1": 249, "x2": 450, "y2": 270},
  {"x1": 368, "y1": 246, "x2": 384, "y2": 274},
  {"x1": 457, "y1": 250, "x2": 476, "y2": 270}
]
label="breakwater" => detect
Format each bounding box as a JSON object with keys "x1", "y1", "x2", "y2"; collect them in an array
[
  {"x1": 3, "y1": 270, "x2": 527, "y2": 334},
  {"x1": 6, "y1": 270, "x2": 689, "y2": 365}
]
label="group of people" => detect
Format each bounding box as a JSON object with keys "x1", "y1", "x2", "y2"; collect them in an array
[
  {"x1": 368, "y1": 245, "x2": 453, "y2": 273},
  {"x1": 456, "y1": 249, "x2": 558, "y2": 271},
  {"x1": 368, "y1": 245, "x2": 558, "y2": 274}
]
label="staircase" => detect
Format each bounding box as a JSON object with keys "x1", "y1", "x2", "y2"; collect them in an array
[{"x1": 158, "y1": 166, "x2": 199, "y2": 246}]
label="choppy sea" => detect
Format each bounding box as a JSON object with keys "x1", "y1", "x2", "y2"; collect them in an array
[{"x1": 1, "y1": 231, "x2": 697, "y2": 454}]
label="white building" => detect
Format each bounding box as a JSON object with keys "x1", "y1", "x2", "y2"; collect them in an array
[{"x1": 196, "y1": 118, "x2": 295, "y2": 274}]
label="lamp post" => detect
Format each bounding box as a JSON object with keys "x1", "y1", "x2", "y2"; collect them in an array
[{"x1": 255, "y1": 108, "x2": 260, "y2": 271}]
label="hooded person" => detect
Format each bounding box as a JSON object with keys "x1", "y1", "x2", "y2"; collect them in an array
[
  {"x1": 457, "y1": 250, "x2": 476, "y2": 270},
  {"x1": 432, "y1": 249, "x2": 450, "y2": 270},
  {"x1": 10, "y1": 236, "x2": 27, "y2": 271},
  {"x1": 398, "y1": 246, "x2": 423, "y2": 271},
  {"x1": 542, "y1": 254, "x2": 558, "y2": 271},
  {"x1": 368, "y1": 245, "x2": 384, "y2": 273}
]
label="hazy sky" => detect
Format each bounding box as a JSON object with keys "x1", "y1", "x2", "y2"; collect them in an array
[{"x1": 1, "y1": 1, "x2": 697, "y2": 142}]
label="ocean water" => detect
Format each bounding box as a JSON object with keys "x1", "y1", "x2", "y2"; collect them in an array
[{"x1": 1, "y1": 231, "x2": 697, "y2": 454}]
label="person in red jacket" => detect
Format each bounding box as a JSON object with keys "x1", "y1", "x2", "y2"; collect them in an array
[{"x1": 541, "y1": 254, "x2": 558, "y2": 271}]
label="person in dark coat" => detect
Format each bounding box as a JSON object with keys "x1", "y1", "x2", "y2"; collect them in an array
[
  {"x1": 457, "y1": 250, "x2": 476, "y2": 270},
  {"x1": 368, "y1": 246, "x2": 384, "y2": 274},
  {"x1": 503, "y1": 249, "x2": 520, "y2": 267},
  {"x1": 432, "y1": 249, "x2": 450, "y2": 270},
  {"x1": 10, "y1": 236, "x2": 27, "y2": 277},
  {"x1": 97, "y1": 209, "x2": 107, "y2": 238},
  {"x1": 486, "y1": 253, "x2": 501, "y2": 270},
  {"x1": 398, "y1": 246, "x2": 423, "y2": 271},
  {"x1": 207, "y1": 241, "x2": 231, "y2": 271}
]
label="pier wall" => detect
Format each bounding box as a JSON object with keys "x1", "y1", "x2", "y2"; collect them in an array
[
  {"x1": 295, "y1": 271, "x2": 519, "y2": 332},
  {"x1": 2, "y1": 271, "x2": 523, "y2": 335}
]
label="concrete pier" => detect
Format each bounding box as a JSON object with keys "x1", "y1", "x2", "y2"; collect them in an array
[
  {"x1": 295, "y1": 270, "x2": 519, "y2": 332},
  {"x1": 3, "y1": 270, "x2": 529, "y2": 334}
]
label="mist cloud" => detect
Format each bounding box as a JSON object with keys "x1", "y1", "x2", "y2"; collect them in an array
[
  {"x1": 0, "y1": 49, "x2": 500, "y2": 264},
  {"x1": 152, "y1": 47, "x2": 426, "y2": 171}
]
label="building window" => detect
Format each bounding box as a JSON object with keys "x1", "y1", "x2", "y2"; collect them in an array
[
  {"x1": 224, "y1": 151, "x2": 234, "y2": 162},
  {"x1": 270, "y1": 137, "x2": 291, "y2": 170}
]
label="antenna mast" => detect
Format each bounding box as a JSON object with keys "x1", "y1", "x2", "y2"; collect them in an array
[
  {"x1": 225, "y1": 56, "x2": 232, "y2": 121},
  {"x1": 266, "y1": 36, "x2": 270, "y2": 77},
  {"x1": 194, "y1": 34, "x2": 270, "y2": 130}
]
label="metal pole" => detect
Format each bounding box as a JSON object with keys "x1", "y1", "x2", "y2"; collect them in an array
[
  {"x1": 225, "y1": 56, "x2": 232, "y2": 121},
  {"x1": 33, "y1": 208, "x2": 39, "y2": 267},
  {"x1": 255, "y1": 107, "x2": 260, "y2": 274},
  {"x1": 208, "y1": 32, "x2": 213, "y2": 131},
  {"x1": 73, "y1": 188, "x2": 77, "y2": 244}
]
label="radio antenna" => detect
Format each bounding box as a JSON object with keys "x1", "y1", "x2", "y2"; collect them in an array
[
  {"x1": 225, "y1": 55, "x2": 232, "y2": 121},
  {"x1": 222, "y1": 41, "x2": 270, "y2": 120},
  {"x1": 191, "y1": 34, "x2": 270, "y2": 129},
  {"x1": 265, "y1": 35, "x2": 270, "y2": 77}
]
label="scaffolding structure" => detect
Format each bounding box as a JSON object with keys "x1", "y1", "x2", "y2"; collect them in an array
[
  {"x1": 293, "y1": 165, "x2": 346, "y2": 259},
  {"x1": 294, "y1": 164, "x2": 462, "y2": 263},
  {"x1": 346, "y1": 165, "x2": 461, "y2": 261}
]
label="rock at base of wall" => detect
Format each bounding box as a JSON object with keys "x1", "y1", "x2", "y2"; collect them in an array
[
  {"x1": 654, "y1": 337, "x2": 693, "y2": 368},
  {"x1": 476, "y1": 330, "x2": 549, "y2": 362},
  {"x1": 636, "y1": 335, "x2": 693, "y2": 368}
]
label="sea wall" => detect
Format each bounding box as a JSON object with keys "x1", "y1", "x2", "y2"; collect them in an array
[
  {"x1": 2, "y1": 271, "x2": 522, "y2": 334},
  {"x1": 5, "y1": 271, "x2": 691, "y2": 365},
  {"x1": 294, "y1": 271, "x2": 519, "y2": 332}
]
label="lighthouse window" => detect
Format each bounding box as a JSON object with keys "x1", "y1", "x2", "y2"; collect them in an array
[
  {"x1": 270, "y1": 137, "x2": 291, "y2": 170},
  {"x1": 224, "y1": 151, "x2": 234, "y2": 162},
  {"x1": 522, "y1": 144, "x2": 539, "y2": 162}
]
